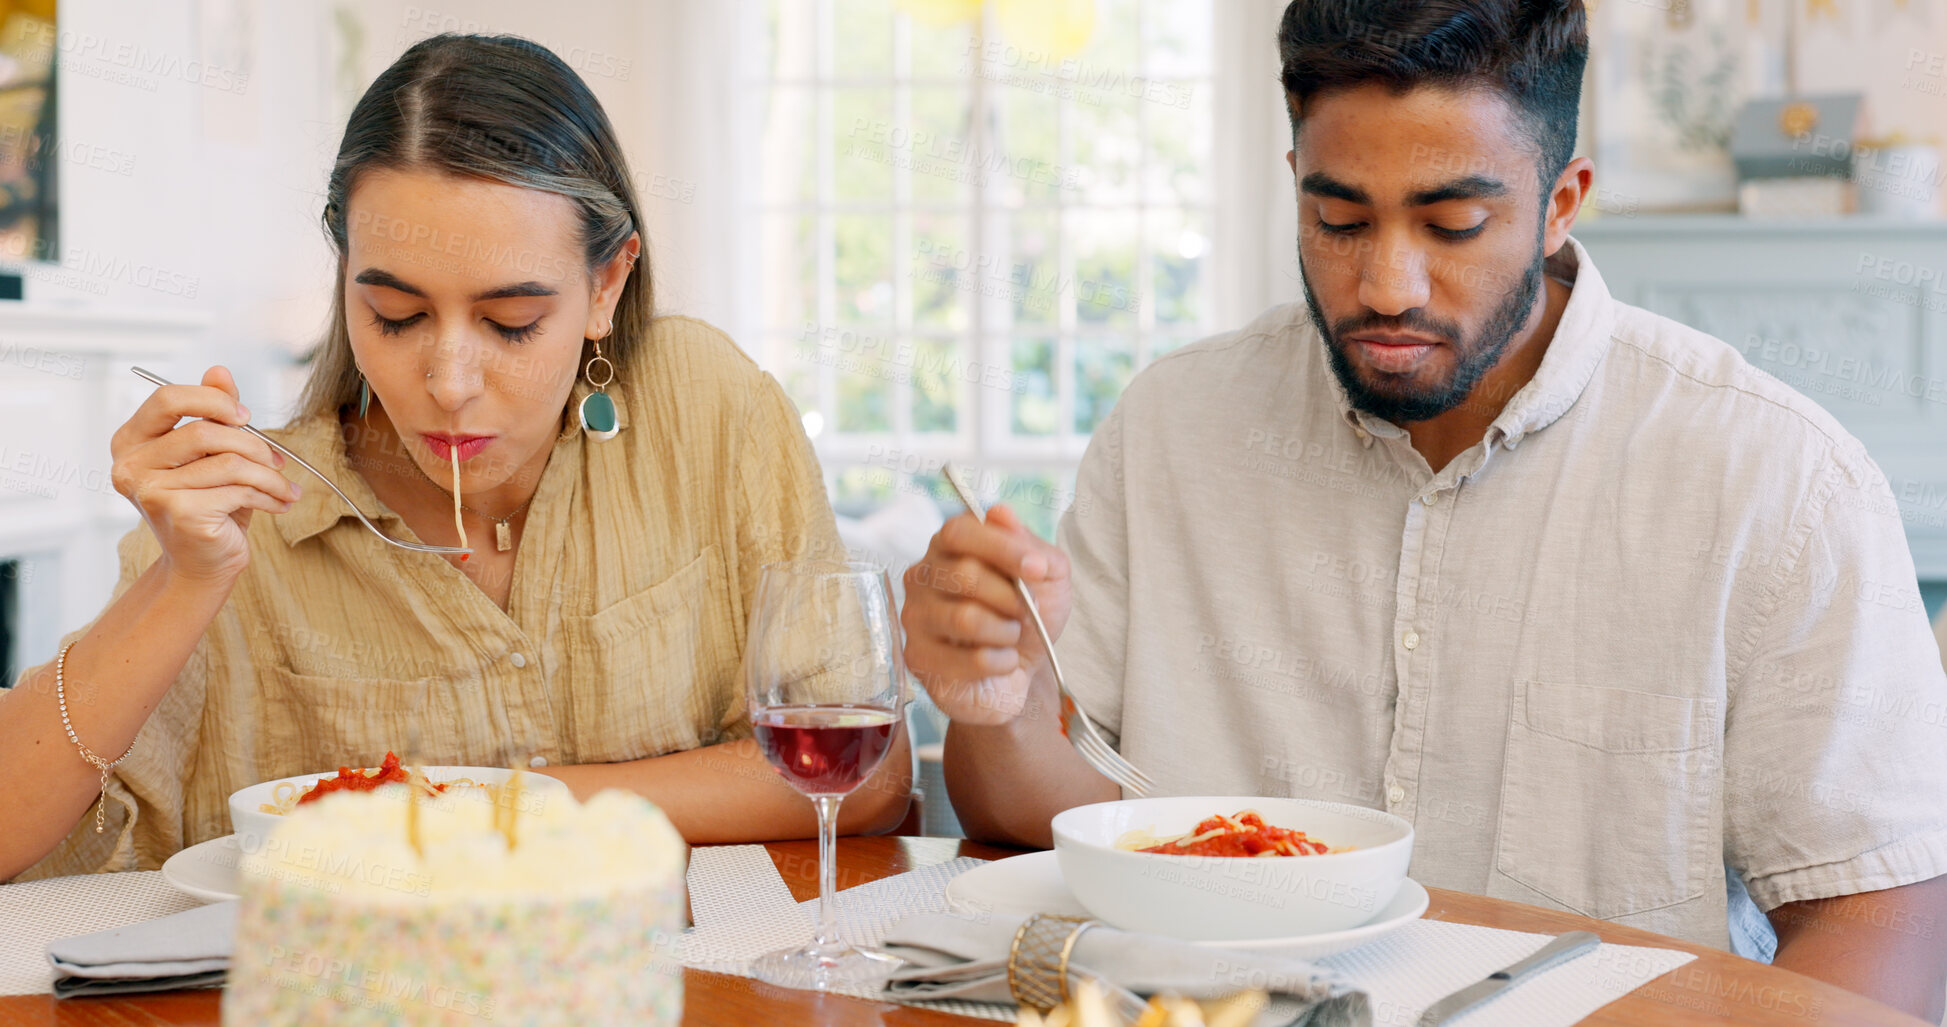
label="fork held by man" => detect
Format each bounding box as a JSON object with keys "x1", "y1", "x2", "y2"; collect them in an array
[
  {"x1": 900, "y1": 465, "x2": 1150, "y2": 846},
  {"x1": 935, "y1": 464, "x2": 1151, "y2": 797}
]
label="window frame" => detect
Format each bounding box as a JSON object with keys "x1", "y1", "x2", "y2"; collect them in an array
[{"x1": 738, "y1": 0, "x2": 1241, "y2": 523}]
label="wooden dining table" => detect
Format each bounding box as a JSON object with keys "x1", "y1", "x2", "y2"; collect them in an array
[{"x1": 0, "y1": 835, "x2": 1931, "y2": 1026}]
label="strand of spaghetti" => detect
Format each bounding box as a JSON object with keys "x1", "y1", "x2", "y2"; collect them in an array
[
  {"x1": 450, "y1": 444, "x2": 469, "y2": 560},
  {"x1": 504, "y1": 766, "x2": 525, "y2": 851},
  {"x1": 257, "y1": 781, "x2": 302, "y2": 815},
  {"x1": 406, "y1": 763, "x2": 424, "y2": 858},
  {"x1": 492, "y1": 770, "x2": 508, "y2": 838}
]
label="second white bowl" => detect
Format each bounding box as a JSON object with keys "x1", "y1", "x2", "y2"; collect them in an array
[{"x1": 1050, "y1": 795, "x2": 1413, "y2": 940}]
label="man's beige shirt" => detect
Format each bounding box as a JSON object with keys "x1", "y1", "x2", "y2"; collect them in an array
[
  {"x1": 19, "y1": 316, "x2": 842, "y2": 879},
  {"x1": 1058, "y1": 238, "x2": 1947, "y2": 952}
]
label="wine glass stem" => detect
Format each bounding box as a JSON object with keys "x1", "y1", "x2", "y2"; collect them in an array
[{"x1": 814, "y1": 794, "x2": 843, "y2": 946}]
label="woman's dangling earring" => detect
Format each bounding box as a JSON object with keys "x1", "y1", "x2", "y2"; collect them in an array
[
  {"x1": 578, "y1": 319, "x2": 619, "y2": 442},
  {"x1": 358, "y1": 374, "x2": 372, "y2": 418}
]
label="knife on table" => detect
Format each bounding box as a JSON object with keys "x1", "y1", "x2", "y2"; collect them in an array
[{"x1": 1416, "y1": 930, "x2": 1601, "y2": 1026}]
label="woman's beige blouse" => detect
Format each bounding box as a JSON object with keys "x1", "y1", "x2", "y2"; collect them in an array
[{"x1": 18, "y1": 316, "x2": 845, "y2": 879}]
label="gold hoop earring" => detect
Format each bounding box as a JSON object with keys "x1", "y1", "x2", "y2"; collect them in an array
[{"x1": 578, "y1": 338, "x2": 618, "y2": 442}]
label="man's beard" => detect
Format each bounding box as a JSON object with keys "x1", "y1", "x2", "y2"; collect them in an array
[{"x1": 1303, "y1": 248, "x2": 1544, "y2": 425}]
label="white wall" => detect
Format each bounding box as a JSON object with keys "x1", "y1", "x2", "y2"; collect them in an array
[
  {"x1": 1212, "y1": 0, "x2": 1302, "y2": 327},
  {"x1": 17, "y1": 0, "x2": 337, "y2": 417},
  {"x1": 1795, "y1": 4, "x2": 1947, "y2": 151},
  {"x1": 0, "y1": 0, "x2": 340, "y2": 670}
]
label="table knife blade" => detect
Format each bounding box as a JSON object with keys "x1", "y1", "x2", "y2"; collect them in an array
[{"x1": 1415, "y1": 930, "x2": 1601, "y2": 1026}]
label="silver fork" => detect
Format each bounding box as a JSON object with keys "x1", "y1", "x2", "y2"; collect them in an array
[
  {"x1": 939, "y1": 462, "x2": 1153, "y2": 796},
  {"x1": 130, "y1": 367, "x2": 472, "y2": 557}
]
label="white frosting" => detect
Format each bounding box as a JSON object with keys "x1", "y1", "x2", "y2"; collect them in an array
[{"x1": 240, "y1": 785, "x2": 684, "y2": 904}]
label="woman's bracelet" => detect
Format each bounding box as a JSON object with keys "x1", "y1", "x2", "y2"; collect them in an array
[{"x1": 56, "y1": 641, "x2": 137, "y2": 834}]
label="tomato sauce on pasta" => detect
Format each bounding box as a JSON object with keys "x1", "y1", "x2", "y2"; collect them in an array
[
  {"x1": 1127, "y1": 810, "x2": 1336, "y2": 857},
  {"x1": 295, "y1": 751, "x2": 447, "y2": 805}
]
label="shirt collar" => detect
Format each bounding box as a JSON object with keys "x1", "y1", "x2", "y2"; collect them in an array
[
  {"x1": 1488, "y1": 235, "x2": 1616, "y2": 450},
  {"x1": 273, "y1": 382, "x2": 629, "y2": 547},
  {"x1": 272, "y1": 414, "x2": 392, "y2": 547},
  {"x1": 1326, "y1": 234, "x2": 1616, "y2": 450}
]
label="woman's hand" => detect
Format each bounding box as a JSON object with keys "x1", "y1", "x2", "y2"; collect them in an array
[
  {"x1": 900, "y1": 503, "x2": 1073, "y2": 725},
  {"x1": 109, "y1": 365, "x2": 300, "y2": 585}
]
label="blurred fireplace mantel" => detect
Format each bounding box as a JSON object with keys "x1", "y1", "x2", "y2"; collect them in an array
[
  {"x1": 0, "y1": 303, "x2": 205, "y2": 680},
  {"x1": 1576, "y1": 215, "x2": 1947, "y2": 581}
]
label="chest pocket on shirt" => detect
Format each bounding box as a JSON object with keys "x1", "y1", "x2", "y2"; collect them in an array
[
  {"x1": 565, "y1": 545, "x2": 739, "y2": 764},
  {"x1": 1495, "y1": 681, "x2": 1720, "y2": 921}
]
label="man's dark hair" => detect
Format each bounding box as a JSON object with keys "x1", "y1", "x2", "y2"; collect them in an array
[{"x1": 1277, "y1": 0, "x2": 1588, "y2": 185}]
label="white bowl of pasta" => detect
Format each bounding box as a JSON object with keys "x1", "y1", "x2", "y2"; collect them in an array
[
  {"x1": 228, "y1": 757, "x2": 572, "y2": 851},
  {"x1": 1050, "y1": 796, "x2": 1413, "y2": 940}
]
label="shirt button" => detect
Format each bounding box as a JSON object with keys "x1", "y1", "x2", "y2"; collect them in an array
[
  {"x1": 1401, "y1": 631, "x2": 1420, "y2": 651},
  {"x1": 1387, "y1": 785, "x2": 1405, "y2": 805},
  {"x1": 529, "y1": 755, "x2": 548, "y2": 768},
  {"x1": 1420, "y1": 493, "x2": 1437, "y2": 506},
  {"x1": 509, "y1": 652, "x2": 527, "y2": 668}
]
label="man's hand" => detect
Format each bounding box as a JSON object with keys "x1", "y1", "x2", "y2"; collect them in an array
[
  {"x1": 901, "y1": 503, "x2": 1072, "y2": 725},
  {"x1": 902, "y1": 502, "x2": 1113, "y2": 847},
  {"x1": 1768, "y1": 875, "x2": 1947, "y2": 1022}
]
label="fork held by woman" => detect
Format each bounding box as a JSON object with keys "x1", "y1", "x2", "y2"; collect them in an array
[{"x1": 129, "y1": 367, "x2": 469, "y2": 557}]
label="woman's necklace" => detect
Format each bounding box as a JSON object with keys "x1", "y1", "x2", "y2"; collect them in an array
[{"x1": 403, "y1": 456, "x2": 535, "y2": 553}]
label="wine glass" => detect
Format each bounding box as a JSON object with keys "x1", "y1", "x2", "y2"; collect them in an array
[{"x1": 746, "y1": 560, "x2": 910, "y2": 990}]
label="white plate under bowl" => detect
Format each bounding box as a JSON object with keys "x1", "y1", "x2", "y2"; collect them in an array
[
  {"x1": 944, "y1": 851, "x2": 1429, "y2": 961},
  {"x1": 161, "y1": 834, "x2": 245, "y2": 903}
]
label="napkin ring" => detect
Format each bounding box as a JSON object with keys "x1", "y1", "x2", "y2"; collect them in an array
[{"x1": 1007, "y1": 912, "x2": 1100, "y2": 1012}]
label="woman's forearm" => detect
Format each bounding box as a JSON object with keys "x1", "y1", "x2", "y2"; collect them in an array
[
  {"x1": 0, "y1": 561, "x2": 232, "y2": 881},
  {"x1": 539, "y1": 729, "x2": 914, "y2": 843}
]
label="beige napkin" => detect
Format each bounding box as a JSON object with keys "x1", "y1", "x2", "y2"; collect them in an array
[{"x1": 881, "y1": 913, "x2": 1371, "y2": 1026}]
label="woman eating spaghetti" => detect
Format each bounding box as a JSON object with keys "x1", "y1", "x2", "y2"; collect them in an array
[{"x1": 0, "y1": 34, "x2": 910, "y2": 881}]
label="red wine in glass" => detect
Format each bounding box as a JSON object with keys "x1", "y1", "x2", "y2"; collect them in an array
[{"x1": 755, "y1": 704, "x2": 898, "y2": 795}]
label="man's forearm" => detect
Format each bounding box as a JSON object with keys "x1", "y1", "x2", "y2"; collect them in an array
[
  {"x1": 942, "y1": 666, "x2": 1119, "y2": 848},
  {"x1": 1768, "y1": 877, "x2": 1947, "y2": 1022}
]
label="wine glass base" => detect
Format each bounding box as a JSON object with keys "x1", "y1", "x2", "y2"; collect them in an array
[{"x1": 752, "y1": 940, "x2": 904, "y2": 991}]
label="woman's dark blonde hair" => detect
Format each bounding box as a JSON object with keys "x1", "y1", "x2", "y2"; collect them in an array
[{"x1": 299, "y1": 34, "x2": 651, "y2": 418}]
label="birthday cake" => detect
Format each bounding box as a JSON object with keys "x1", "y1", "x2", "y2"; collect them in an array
[{"x1": 223, "y1": 784, "x2": 686, "y2": 1025}]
